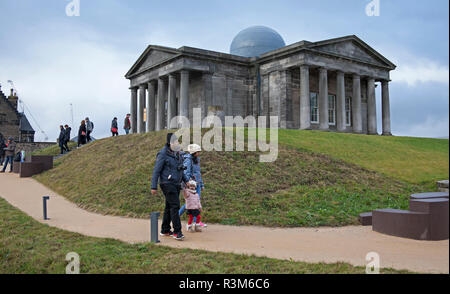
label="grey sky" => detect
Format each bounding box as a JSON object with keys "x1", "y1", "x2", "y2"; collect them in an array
[{"x1": 0, "y1": 0, "x2": 448, "y2": 141}]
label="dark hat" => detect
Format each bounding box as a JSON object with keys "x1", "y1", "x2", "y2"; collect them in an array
[{"x1": 8, "y1": 137, "x2": 13, "y2": 141}]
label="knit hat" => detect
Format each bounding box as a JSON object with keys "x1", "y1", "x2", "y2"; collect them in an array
[{"x1": 188, "y1": 180, "x2": 197, "y2": 188}]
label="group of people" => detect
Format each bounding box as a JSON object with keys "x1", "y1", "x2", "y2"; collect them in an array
[
  {"x1": 0, "y1": 137, "x2": 16, "y2": 173},
  {"x1": 77, "y1": 117, "x2": 94, "y2": 147},
  {"x1": 58, "y1": 125, "x2": 72, "y2": 154},
  {"x1": 111, "y1": 114, "x2": 131, "y2": 137},
  {"x1": 151, "y1": 133, "x2": 205, "y2": 241}
]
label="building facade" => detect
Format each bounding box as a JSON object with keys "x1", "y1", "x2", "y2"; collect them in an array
[
  {"x1": 125, "y1": 27, "x2": 395, "y2": 135},
  {"x1": 0, "y1": 86, "x2": 35, "y2": 143}
]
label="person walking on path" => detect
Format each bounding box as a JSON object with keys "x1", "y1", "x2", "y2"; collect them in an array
[
  {"x1": 78, "y1": 120, "x2": 87, "y2": 147},
  {"x1": 85, "y1": 117, "x2": 94, "y2": 142},
  {"x1": 183, "y1": 180, "x2": 203, "y2": 233},
  {"x1": 111, "y1": 117, "x2": 119, "y2": 137},
  {"x1": 1, "y1": 137, "x2": 16, "y2": 173},
  {"x1": 124, "y1": 114, "x2": 131, "y2": 135},
  {"x1": 58, "y1": 125, "x2": 66, "y2": 154},
  {"x1": 151, "y1": 133, "x2": 189, "y2": 241},
  {"x1": 64, "y1": 124, "x2": 71, "y2": 152},
  {"x1": 179, "y1": 143, "x2": 207, "y2": 228},
  {"x1": 0, "y1": 138, "x2": 6, "y2": 166}
]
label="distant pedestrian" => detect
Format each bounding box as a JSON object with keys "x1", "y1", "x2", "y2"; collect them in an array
[
  {"x1": 78, "y1": 120, "x2": 87, "y2": 147},
  {"x1": 64, "y1": 124, "x2": 71, "y2": 152},
  {"x1": 124, "y1": 114, "x2": 131, "y2": 135},
  {"x1": 0, "y1": 138, "x2": 6, "y2": 166},
  {"x1": 58, "y1": 125, "x2": 66, "y2": 154},
  {"x1": 111, "y1": 117, "x2": 119, "y2": 137},
  {"x1": 1, "y1": 137, "x2": 16, "y2": 173},
  {"x1": 85, "y1": 117, "x2": 94, "y2": 142}
]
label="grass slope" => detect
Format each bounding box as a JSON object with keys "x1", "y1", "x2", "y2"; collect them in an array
[
  {"x1": 0, "y1": 198, "x2": 410, "y2": 273},
  {"x1": 33, "y1": 129, "x2": 435, "y2": 227},
  {"x1": 279, "y1": 130, "x2": 449, "y2": 186}
]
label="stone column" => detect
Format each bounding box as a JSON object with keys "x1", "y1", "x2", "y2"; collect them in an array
[
  {"x1": 146, "y1": 81, "x2": 156, "y2": 132},
  {"x1": 318, "y1": 68, "x2": 329, "y2": 130},
  {"x1": 130, "y1": 87, "x2": 138, "y2": 134},
  {"x1": 138, "y1": 84, "x2": 146, "y2": 133},
  {"x1": 336, "y1": 71, "x2": 346, "y2": 132},
  {"x1": 156, "y1": 78, "x2": 165, "y2": 131},
  {"x1": 367, "y1": 78, "x2": 377, "y2": 135},
  {"x1": 167, "y1": 74, "x2": 177, "y2": 129},
  {"x1": 381, "y1": 80, "x2": 392, "y2": 135},
  {"x1": 299, "y1": 65, "x2": 311, "y2": 130},
  {"x1": 352, "y1": 74, "x2": 362, "y2": 133},
  {"x1": 179, "y1": 70, "x2": 189, "y2": 125}
]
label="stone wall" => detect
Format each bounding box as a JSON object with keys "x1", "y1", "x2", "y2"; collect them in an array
[{"x1": 16, "y1": 142, "x2": 56, "y2": 156}]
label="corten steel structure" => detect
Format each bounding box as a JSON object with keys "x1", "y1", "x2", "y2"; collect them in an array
[{"x1": 125, "y1": 26, "x2": 396, "y2": 135}]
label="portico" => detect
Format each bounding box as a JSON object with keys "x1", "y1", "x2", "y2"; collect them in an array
[{"x1": 126, "y1": 33, "x2": 395, "y2": 135}]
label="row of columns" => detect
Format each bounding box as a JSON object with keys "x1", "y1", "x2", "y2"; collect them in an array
[
  {"x1": 298, "y1": 65, "x2": 391, "y2": 135},
  {"x1": 130, "y1": 70, "x2": 190, "y2": 133}
]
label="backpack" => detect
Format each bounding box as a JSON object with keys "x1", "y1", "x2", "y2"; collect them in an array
[{"x1": 13, "y1": 151, "x2": 21, "y2": 162}]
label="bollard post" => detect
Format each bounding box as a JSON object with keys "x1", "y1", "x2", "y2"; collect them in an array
[
  {"x1": 150, "y1": 212, "x2": 160, "y2": 243},
  {"x1": 43, "y1": 196, "x2": 50, "y2": 220}
]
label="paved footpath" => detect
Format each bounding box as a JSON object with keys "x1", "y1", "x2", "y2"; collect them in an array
[{"x1": 0, "y1": 173, "x2": 448, "y2": 273}]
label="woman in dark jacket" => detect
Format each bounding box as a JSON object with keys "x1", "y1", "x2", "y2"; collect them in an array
[
  {"x1": 111, "y1": 117, "x2": 119, "y2": 137},
  {"x1": 58, "y1": 125, "x2": 66, "y2": 154},
  {"x1": 78, "y1": 120, "x2": 87, "y2": 147}
]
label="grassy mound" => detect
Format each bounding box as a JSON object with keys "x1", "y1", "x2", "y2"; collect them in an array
[
  {"x1": 0, "y1": 198, "x2": 410, "y2": 273},
  {"x1": 32, "y1": 129, "x2": 445, "y2": 227}
]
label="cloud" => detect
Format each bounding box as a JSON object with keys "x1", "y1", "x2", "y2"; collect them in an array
[
  {"x1": 391, "y1": 59, "x2": 449, "y2": 86},
  {"x1": 0, "y1": 27, "x2": 135, "y2": 142}
]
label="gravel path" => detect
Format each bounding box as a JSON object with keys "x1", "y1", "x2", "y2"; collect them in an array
[{"x1": 0, "y1": 173, "x2": 448, "y2": 273}]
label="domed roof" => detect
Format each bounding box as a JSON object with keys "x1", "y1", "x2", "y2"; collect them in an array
[{"x1": 230, "y1": 26, "x2": 286, "y2": 57}]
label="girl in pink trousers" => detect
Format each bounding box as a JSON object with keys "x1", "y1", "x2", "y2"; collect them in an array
[{"x1": 183, "y1": 180, "x2": 203, "y2": 232}]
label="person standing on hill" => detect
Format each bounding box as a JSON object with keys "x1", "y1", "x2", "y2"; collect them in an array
[
  {"x1": 151, "y1": 133, "x2": 189, "y2": 241},
  {"x1": 64, "y1": 124, "x2": 71, "y2": 152},
  {"x1": 58, "y1": 125, "x2": 66, "y2": 154},
  {"x1": 78, "y1": 120, "x2": 87, "y2": 147},
  {"x1": 111, "y1": 117, "x2": 119, "y2": 137},
  {"x1": 124, "y1": 114, "x2": 131, "y2": 135},
  {"x1": 85, "y1": 117, "x2": 94, "y2": 142},
  {"x1": 0, "y1": 138, "x2": 6, "y2": 166},
  {"x1": 1, "y1": 137, "x2": 16, "y2": 173}
]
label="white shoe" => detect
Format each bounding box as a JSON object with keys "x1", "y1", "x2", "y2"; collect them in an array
[{"x1": 186, "y1": 224, "x2": 194, "y2": 232}]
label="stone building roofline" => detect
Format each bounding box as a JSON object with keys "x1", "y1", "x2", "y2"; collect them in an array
[{"x1": 125, "y1": 34, "x2": 396, "y2": 79}]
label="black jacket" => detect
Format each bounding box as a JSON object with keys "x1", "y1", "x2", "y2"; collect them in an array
[
  {"x1": 64, "y1": 127, "x2": 71, "y2": 142},
  {"x1": 59, "y1": 129, "x2": 66, "y2": 144},
  {"x1": 151, "y1": 145, "x2": 189, "y2": 190}
]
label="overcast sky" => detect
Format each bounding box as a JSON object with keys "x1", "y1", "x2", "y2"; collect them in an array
[{"x1": 0, "y1": 0, "x2": 448, "y2": 141}]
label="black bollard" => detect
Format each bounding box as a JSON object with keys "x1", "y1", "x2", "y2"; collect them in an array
[
  {"x1": 150, "y1": 212, "x2": 160, "y2": 243},
  {"x1": 43, "y1": 196, "x2": 50, "y2": 220}
]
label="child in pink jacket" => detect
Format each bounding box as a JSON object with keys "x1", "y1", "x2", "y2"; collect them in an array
[{"x1": 183, "y1": 180, "x2": 203, "y2": 232}]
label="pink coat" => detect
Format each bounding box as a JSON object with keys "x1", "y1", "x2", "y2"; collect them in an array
[{"x1": 183, "y1": 188, "x2": 202, "y2": 210}]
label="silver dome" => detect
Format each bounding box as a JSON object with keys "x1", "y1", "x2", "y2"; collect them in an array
[{"x1": 230, "y1": 26, "x2": 286, "y2": 58}]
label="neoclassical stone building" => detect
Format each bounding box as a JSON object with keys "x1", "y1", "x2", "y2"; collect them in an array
[{"x1": 125, "y1": 26, "x2": 395, "y2": 135}]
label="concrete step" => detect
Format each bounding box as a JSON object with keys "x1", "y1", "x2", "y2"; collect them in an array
[
  {"x1": 372, "y1": 208, "x2": 430, "y2": 240},
  {"x1": 410, "y1": 192, "x2": 449, "y2": 200},
  {"x1": 358, "y1": 212, "x2": 372, "y2": 226},
  {"x1": 437, "y1": 180, "x2": 449, "y2": 193}
]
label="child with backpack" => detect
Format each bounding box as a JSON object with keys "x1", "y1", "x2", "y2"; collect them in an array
[{"x1": 183, "y1": 180, "x2": 203, "y2": 232}]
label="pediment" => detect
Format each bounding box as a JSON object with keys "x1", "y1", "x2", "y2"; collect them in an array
[
  {"x1": 126, "y1": 46, "x2": 179, "y2": 78},
  {"x1": 311, "y1": 37, "x2": 395, "y2": 68}
]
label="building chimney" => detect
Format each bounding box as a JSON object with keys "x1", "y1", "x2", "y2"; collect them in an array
[{"x1": 8, "y1": 88, "x2": 18, "y2": 110}]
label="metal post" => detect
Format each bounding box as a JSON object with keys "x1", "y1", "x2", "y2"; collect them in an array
[
  {"x1": 150, "y1": 212, "x2": 160, "y2": 243},
  {"x1": 43, "y1": 196, "x2": 50, "y2": 220}
]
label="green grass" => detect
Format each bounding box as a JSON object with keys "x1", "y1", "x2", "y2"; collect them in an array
[
  {"x1": 278, "y1": 129, "x2": 449, "y2": 186},
  {"x1": 32, "y1": 141, "x2": 78, "y2": 157},
  {"x1": 0, "y1": 198, "x2": 411, "y2": 273},
  {"x1": 33, "y1": 129, "x2": 435, "y2": 227}
]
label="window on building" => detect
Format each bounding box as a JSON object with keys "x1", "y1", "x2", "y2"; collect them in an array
[
  {"x1": 328, "y1": 94, "x2": 336, "y2": 125},
  {"x1": 310, "y1": 92, "x2": 318, "y2": 123},
  {"x1": 345, "y1": 97, "x2": 352, "y2": 126}
]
